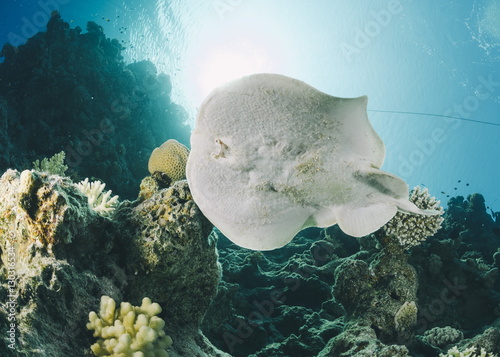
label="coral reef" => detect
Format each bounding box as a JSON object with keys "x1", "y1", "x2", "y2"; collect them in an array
[
  {"x1": 423, "y1": 326, "x2": 464, "y2": 348},
  {"x1": 87, "y1": 295, "x2": 172, "y2": 356},
  {"x1": 137, "y1": 172, "x2": 172, "y2": 202},
  {"x1": 1, "y1": 169, "x2": 91, "y2": 247},
  {"x1": 32, "y1": 151, "x2": 68, "y2": 176},
  {"x1": 0, "y1": 15, "x2": 229, "y2": 356},
  {"x1": 76, "y1": 178, "x2": 119, "y2": 217},
  {"x1": 148, "y1": 139, "x2": 190, "y2": 182},
  {"x1": 327, "y1": 233, "x2": 419, "y2": 355},
  {"x1": 0, "y1": 13, "x2": 499, "y2": 357},
  {"x1": 116, "y1": 178, "x2": 221, "y2": 336},
  {"x1": 394, "y1": 301, "x2": 418, "y2": 339},
  {"x1": 201, "y1": 192, "x2": 500, "y2": 357},
  {"x1": 0, "y1": 170, "x2": 228, "y2": 357},
  {"x1": 0, "y1": 12, "x2": 191, "y2": 199},
  {"x1": 383, "y1": 186, "x2": 445, "y2": 248},
  {"x1": 0, "y1": 169, "x2": 120, "y2": 356},
  {"x1": 440, "y1": 346, "x2": 497, "y2": 357}
]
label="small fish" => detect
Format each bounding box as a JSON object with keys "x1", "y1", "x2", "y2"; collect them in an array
[
  {"x1": 454, "y1": 187, "x2": 457, "y2": 190},
  {"x1": 466, "y1": 183, "x2": 469, "y2": 186},
  {"x1": 441, "y1": 191, "x2": 446, "y2": 194},
  {"x1": 458, "y1": 180, "x2": 461, "y2": 183}
]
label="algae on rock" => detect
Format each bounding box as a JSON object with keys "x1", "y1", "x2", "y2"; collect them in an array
[
  {"x1": 0, "y1": 169, "x2": 228, "y2": 357},
  {"x1": 0, "y1": 169, "x2": 120, "y2": 357}
]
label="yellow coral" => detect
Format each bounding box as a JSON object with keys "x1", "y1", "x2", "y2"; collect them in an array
[
  {"x1": 148, "y1": 139, "x2": 189, "y2": 181},
  {"x1": 87, "y1": 296, "x2": 172, "y2": 357}
]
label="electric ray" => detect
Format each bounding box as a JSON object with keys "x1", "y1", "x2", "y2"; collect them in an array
[{"x1": 186, "y1": 73, "x2": 440, "y2": 250}]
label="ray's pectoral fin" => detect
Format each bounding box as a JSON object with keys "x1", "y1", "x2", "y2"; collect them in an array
[
  {"x1": 326, "y1": 167, "x2": 442, "y2": 238},
  {"x1": 334, "y1": 203, "x2": 398, "y2": 237},
  {"x1": 304, "y1": 207, "x2": 338, "y2": 229},
  {"x1": 357, "y1": 167, "x2": 442, "y2": 216},
  {"x1": 395, "y1": 198, "x2": 442, "y2": 216},
  {"x1": 356, "y1": 166, "x2": 410, "y2": 199},
  {"x1": 230, "y1": 207, "x2": 316, "y2": 251}
]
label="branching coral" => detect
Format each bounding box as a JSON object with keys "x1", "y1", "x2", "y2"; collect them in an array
[
  {"x1": 87, "y1": 295, "x2": 173, "y2": 356},
  {"x1": 440, "y1": 346, "x2": 497, "y2": 357},
  {"x1": 76, "y1": 178, "x2": 119, "y2": 217},
  {"x1": 383, "y1": 186, "x2": 444, "y2": 248},
  {"x1": 32, "y1": 151, "x2": 68, "y2": 176}
]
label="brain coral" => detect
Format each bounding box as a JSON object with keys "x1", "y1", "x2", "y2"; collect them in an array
[
  {"x1": 148, "y1": 139, "x2": 189, "y2": 181},
  {"x1": 383, "y1": 186, "x2": 444, "y2": 248},
  {"x1": 87, "y1": 295, "x2": 172, "y2": 356}
]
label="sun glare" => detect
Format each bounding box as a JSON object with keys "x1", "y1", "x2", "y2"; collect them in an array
[{"x1": 194, "y1": 41, "x2": 273, "y2": 104}]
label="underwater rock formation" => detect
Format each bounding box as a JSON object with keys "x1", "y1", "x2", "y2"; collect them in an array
[
  {"x1": 325, "y1": 234, "x2": 419, "y2": 356},
  {"x1": 0, "y1": 166, "x2": 498, "y2": 357},
  {"x1": 0, "y1": 169, "x2": 121, "y2": 356},
  {"x1": 202, "y1": 229, "x2": 342, "y2": 357},
  {"x1": 116, "y1": 179, "x2": 222, "y2": 342},
  {"x1": 202, "y1": 192, "x2": 500, "y2": 357},
  {"x1": 0, "y1": 12, "x2": 191, "y2": 199},
  {"x1": 0, "y1": 169, "x2": 228, "y2": 357}
]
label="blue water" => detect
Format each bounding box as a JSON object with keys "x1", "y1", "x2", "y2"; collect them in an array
[{"x1": 1, "y1": 0, "x2": 499, "y2": 211}]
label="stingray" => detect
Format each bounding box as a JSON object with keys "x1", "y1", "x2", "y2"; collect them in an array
[{"x1": 186, "y1": 73, "x2": 440, "y2": 250}]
